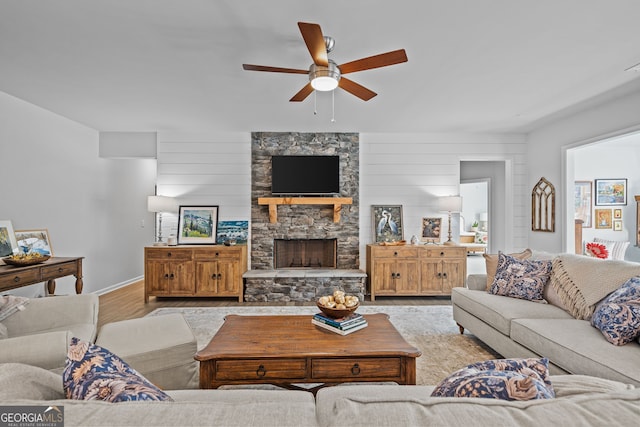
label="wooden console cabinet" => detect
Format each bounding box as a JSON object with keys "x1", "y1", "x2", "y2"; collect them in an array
[
  {"x1": 366, "y1": 244, "x2": 466, "y2": 300},
  {"x1": 144, "y1": 245, "x2": 247, "y2": 303}
]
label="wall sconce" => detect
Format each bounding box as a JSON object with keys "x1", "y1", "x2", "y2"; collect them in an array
[
  {"x1": 439, "y1": 196, "x2": 463, "y2": 246},
  {"x1": 147, "y1": 195, "x2": 177, "y2": 245}
]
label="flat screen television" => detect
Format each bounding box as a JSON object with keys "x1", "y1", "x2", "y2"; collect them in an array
[{"x1": 271, "y1": 155, "x2": 340, "y2": 196}]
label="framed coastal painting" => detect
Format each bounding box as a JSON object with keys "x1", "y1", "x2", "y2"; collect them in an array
[
  {"x1": 0, "y1": 220, "x2": 18, "y2": 257},
  {"x1": 574, "y1": 181, "x2": 592, "y2": 228},
  {"x1": 15, "y1": 229, "x2": 54, "y2": 256},
  {"x1": 372, "y1": 205, "x2": 404, "y2": 243},
  {"x1": 421, "y1": 217, "x2": 442, "y2": 243},
  {"x1": 595, "y1": 209, "x2": 612, "y2": 229},
  {"x1": 595, "y1": 179, "x2": 627, "y2": 206},
  {"x1": 216, "y1": 220, "x2": 249, "y2": 244},
  {"x1": 177, "y1": 205, "x2": 219, "y2": 245}
]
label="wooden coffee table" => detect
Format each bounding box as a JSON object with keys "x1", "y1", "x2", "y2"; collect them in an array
[{"x1": 195, "y1": 313, "x2": 421, "y2": 393}]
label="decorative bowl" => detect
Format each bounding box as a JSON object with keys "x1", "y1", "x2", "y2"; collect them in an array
[
  {"x1": 2, "y1": 254, "x2": 51, "y2": 266},
  {"x1": 316, "y1": 301, "x2": 359, "y2": 319}
]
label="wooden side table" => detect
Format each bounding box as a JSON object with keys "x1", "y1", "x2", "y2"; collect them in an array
[{"x1": 0, "y1": 257, "x2": 84, "y2": 295}]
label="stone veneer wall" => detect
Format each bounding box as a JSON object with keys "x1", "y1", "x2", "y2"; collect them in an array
[{"x1": 251, "y1": 132, "x2": 360, "y2": 269}]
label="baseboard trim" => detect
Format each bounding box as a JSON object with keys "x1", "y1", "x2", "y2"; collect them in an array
[{"x1": 95, "y1": 276, "x2": 144, "y2": 296}]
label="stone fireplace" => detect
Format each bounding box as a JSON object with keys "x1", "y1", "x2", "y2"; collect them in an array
[{"x1": 243, "y1": 132, "x2": 366, "y2": 302}]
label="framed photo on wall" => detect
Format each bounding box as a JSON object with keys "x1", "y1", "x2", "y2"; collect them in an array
[
  {"x1": 372, "y1": 205, "x2": 403, "y2": 243},
  {"x1": 595, "y1": 208, "x2": 612, "y2": 229},
  {"x1": 177, "y1": 205, "x2": 219, "y2": 245},
  {"x1": 574, "y1": 181, "x2": 592, "y2": 228},
  {"x1": 0, "y1": 220, "x2": 18, "y2": 257},
  {"x1": 15, "y1": 229, "x2": 53, "y2": 256},
  {"x1": 613, "y1": 220, "x2": 623, "y2": 231},
  {"x1": 595, "y1": 179, "x2": 627, "y2": 206},
  {"x1": 421, "y1": 217, "x2": 442, "y2": 243},
  {"x1": 613, "y1": 208, "x2": 622, "y2": 219}
]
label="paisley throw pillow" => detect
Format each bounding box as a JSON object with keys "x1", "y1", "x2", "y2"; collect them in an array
[
  {"x1": 489, "y1": 252, "x2": 552, "y2": 303},
  {"x1": 591, "y1": 276, "x2": 640, "y2": 345},
  {"x1": 431, "y1": 358, "x2": 554, "y2": 400},
  {"x1": 63, "y1": 337, "x2": 173, "y2": 402}
]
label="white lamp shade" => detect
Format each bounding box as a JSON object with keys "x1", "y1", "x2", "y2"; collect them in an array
[
  {"x1": 147, "y1": 195, "x2": 177, "y2": 213},
  {"x1": 438, "y1": 196, "x2": 462, "y2": 213}
]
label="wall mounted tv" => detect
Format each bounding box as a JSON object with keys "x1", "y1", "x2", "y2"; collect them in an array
[{"x1": 271, "y1": 155, "x2": 340, "y2": 196}]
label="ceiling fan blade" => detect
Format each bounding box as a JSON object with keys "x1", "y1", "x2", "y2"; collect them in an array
[
  {"x1": 339, "y1": 49, "x2": 408, "y2": 74},
  {"x1": 338, "y1": 77, "x2": 377, "y2": 101},
  {"x1": 242, "y1": 64, "x2": 308, "y2": 74},
  {"x1": 298, "y1": 22, "x2": 328, "y2": 66},
  {"x1": 290, "y1": 83, "x2": 314, "y2": 102}
]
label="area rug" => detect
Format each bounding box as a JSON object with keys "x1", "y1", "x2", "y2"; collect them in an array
[{"x1": 146, "y1": 305, "x2": 500, "y2": 386}]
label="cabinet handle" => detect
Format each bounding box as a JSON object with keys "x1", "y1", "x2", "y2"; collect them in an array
[
  {"x1": 256, "y1": 365, "x2": 266, "y2": 377},
  {"x1": 164, "y1": 274, "x2": 169, "y2": 279},
  {"x1": 437, "y1": 272, "x2": 442, "y2": 278},
  {"x1": 394, "y1": 251, "x2": 398, "y2": 256},
  {"x1": 215, "y1": 252, "x2": 219, "y2": 257},
  {"x1": 167, "y1": 252, "x2": 172, "y2": 257},
  {"x1": 13, "y1": 276, "x2": 20, "y2": 283},
  {"x1": 169, "y1": 273, "x2": 175, "y2": 279},
  {"x1": 217, "y1": 273, "x2": 222, "y2": 279},
  {"x1": 391, "y1": 272, "x2": 396, "y2": 279},
  {"x1": 211, "y1": 274, "x2": 216, "y2": 279},
  {"x1": 443, "y1": 272, "x2": 448, "y2": 278},
  {"x1": 396, "y1": 273, "x2": 401, "y2": 278},
  {"x1": 57, "y1": 267, "x2": 64, "y2": 272},
  {"x1": 440, "y1": 251, "x2": 445, "y2": 256},
  {"x1": 351, "y1": 363, "x2": 361, "y2": 376}
]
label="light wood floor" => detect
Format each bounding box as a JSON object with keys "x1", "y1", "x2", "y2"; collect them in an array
[{"x1": 98, "y1": 280, "x2": 452, "y2": 328}]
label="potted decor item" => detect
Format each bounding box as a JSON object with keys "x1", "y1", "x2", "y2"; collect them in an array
[{"x1": 471, "y1": 221, "x2": 479, "y2": 232}]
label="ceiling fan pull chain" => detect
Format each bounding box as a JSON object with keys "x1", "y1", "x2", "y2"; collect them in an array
[
  {"x1": 314, "y1": 91, "x2": 317, "y2": 115},
  {"x1": 331, "y1": 90, "x2": 336, "y2": 123}
]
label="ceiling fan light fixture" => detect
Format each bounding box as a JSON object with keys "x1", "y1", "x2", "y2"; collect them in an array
[{"x1": 309, "y1": 61, "x2": 340, "y2": 91}]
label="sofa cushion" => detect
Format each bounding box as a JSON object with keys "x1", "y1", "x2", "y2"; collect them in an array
[
  {"x1": 489, "y1": 253, "x2": 551, "y2": 303},
  {"x1": 452, "y1": 287, "x2": 572, "y2": 336},
  {"x1": 510, "y1": 318, "x2": 640, "y2": 386},
  {"x1": 431, "y1": 358, "x2": 554, "y2": 400},
  {"x1": 0, "y1": 363, "x2": 65, "y2": 400},
  {"x1": 0, "y1": 322, "x2": 7, "y2": 339},
  {"x1": 63, "y1": 337, "x2": 173, "y2": 402},
  {"x1": 550, "y1": 254, "x2": 640, "y2": 320},
  {"x1": 483, "y1": 249, "x2": 532, "y2": 290},
  {"x1": 591, "y1": 276, "x2": 640, "y2": 346}
]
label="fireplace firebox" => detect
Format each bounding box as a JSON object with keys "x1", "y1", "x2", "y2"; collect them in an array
[{"x1": 274, "y1": 239, "x2": 337, "y2": 269}]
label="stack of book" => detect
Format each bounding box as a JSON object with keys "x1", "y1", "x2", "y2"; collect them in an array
[{"x1": 311, "y1": 312, "x2": 368, "y2": 335}]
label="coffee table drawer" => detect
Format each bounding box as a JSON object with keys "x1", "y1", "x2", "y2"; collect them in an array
[
  {"x1": 312, "y1": 358, "x2": 401, "y2": 379},
  {"x1": 215, "y1": 359, "x2": 306, "y2": 380}
]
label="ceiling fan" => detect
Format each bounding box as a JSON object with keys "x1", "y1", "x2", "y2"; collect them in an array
[{"x1": 242, "y1": 22, "x2": 408, "y2": 102}]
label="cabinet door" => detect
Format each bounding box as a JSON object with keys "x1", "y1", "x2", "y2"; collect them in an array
[
  {"x1": 441, "y1": 259, "x2": 465, "y2": 293},
  {"x1": 393, "y1": 260, "x2": 420, "y2": 294},
  {"x1": 420, "y1": 259, "x2": 444, "y2": 293},
  {"x1": 166, "y1": 261, "x2": 195, "y2": 295},
  {"x1": 217, "y1": 259, "x2": 241, "y2": 296},
  {"x1": 195, "y1": 262, "x2": 218, "y2": 294},
  {"x1": 371, "y1": 259, "x2": 397, "y2": 295},
  {"x1": 146, "y1": 261, "x2": 170, "y2": 294}
]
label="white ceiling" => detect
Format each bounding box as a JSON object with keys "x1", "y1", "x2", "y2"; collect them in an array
[{"x1": 2, "y1": 0, "x2": 640, "y2": 134}]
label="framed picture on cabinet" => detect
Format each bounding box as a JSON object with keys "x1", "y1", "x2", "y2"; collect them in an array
[
  {"x1": 421, "y1": 217, "x2": 442, "y2": 243},
  {"x1": 574, "y1": 181, "x2": 592, "y2": 228},
  {"x1": 177, "y1": 205, "x2": 219, "y2": 245},
  {"x1": 0, "y1": 220, "x2": 18, "y2": 257},
  {"x1": 595, "y1": 209, "x2": 612, "y2": 229},
  {"x1": 372, "y1": 205, "x2": 404, "y2": 243},
  {"x1": 15, "y1": 229, "x2": 53, "y2": 256},
  {"x1": 595, "y1": 179, "x2": 627, "y2": 206}
]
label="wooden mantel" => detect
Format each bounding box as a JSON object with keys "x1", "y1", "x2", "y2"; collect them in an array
[{"x1": 258, "y1": 197, "x2": 353, "y2": 223}]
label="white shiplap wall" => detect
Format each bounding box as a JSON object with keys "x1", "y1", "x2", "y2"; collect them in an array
[{"x1": 155, "y1": 131, "x2": 528, "y2": 269}]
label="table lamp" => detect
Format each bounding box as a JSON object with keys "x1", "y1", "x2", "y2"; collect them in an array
[
  {"x1": 148, "y1": 195, "x2": 177, "y2": 245},
  {"x1": 439, "y1": 196, "x2": 462, "y2": 246}
]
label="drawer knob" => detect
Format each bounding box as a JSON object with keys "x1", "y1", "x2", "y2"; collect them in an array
[
  {"x1": 169, "y1": 273, "x2": 175, "y2": 279},
  {"x1": 394, "y1": 251, "x2": 398, "y2": 256},
  {"x1": 13, "y1": 276, "x2": 21, "y2": 283},
  {"x1": 256, "y1": 365, "x2": 266, "y2": 377},
  {"x1": 351, "y1": 363, "x2": 361, "y2": 376},
  {"x1": 167, "y1": 252, "x2": 172, "y2": 257},
  {"x1": 215, "y1": 252, "x2": 219, "y2": 256},
  {"x1": 164, "y1": 274, "x2": 169, "y2": 279},
  {"x1": 440, "y1": 251, "x2": 445, "y2": 256},
  {"x1": 57, "y1": 267, "x2": 64, "y2": 272}
]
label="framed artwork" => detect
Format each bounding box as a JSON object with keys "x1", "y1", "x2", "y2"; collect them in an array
[
  {"x1": 15, "y1": 229, "x2": 53, "y2": 256},
  {"x1": 177, "y1": 205, "x2": 219, "y2": 245},
  {"x1": 613, "y1": 208, "x2": 622, "y2": 219},
  {"x1": 0, "y1": 220, "x2": 18, "y2": 257},
  {"x1": 574, "y1": 181, "x2": 592, "y2": 228},
  {"x1": 595, "y1": 209, "x2": 612, "y2": 229},
  {"x1": 421, "y1": 217, "x2": 442, "y2": 243},
  {"x1": 216, "y1": 220, "x2": 249, "y2": 244},
  {"x1": 613, "y1": 220, "x2": 623, "y2": 231},
  {"x1": 372, "y1": 205, "x2": 404, "y2": 242},
  {"x1": 595, "y1": 178, "x2": 627, "y2": 206}
]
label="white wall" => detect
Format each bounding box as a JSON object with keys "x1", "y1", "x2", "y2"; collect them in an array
[
  {"x1": 0, "y1": 92, "x2": 156, "y2": 296},
  {"x1": 155, "y1": 131, "x2": 529, "y2": 270},
  {"x1": 527, "y1": 87, "x2": 640, "y2": 253}
]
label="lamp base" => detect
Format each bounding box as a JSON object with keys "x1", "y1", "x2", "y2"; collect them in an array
[
  {"x1": 442, "y1": 240, "x2": 458, "y2": 246},
  {"x1": 153, "y1": 241, "x2": 168, "y2": 246}
]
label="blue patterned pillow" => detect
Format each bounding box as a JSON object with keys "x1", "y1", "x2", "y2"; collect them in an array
[
  {"x1": 489, "y1": 252, "x2": 552, "y2": 303},
  {"x1": 591, "y1": 276, "x2": 640, "y2": 346},
  {"x1": 431, "y1": 358, "x2": 555, "y2": 400},
  {"x1": 63, "y1": 337, "x2": 173, "y2": 402}
]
